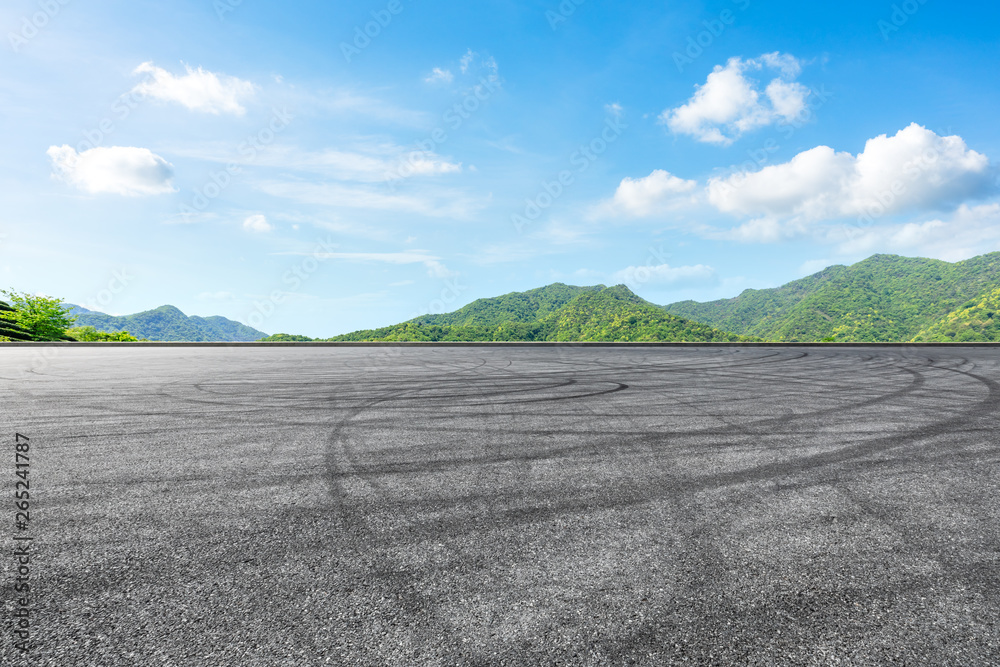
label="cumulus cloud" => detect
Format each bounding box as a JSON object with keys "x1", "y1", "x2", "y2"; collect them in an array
[
  {"x1": 47, "y1": 145, "x2": 175, "y2": 196},
  {"x1": 662, "y1": 53, "x2": 810, "y2": 145},
  {"x1": 425, "y1": 67, "x2": 454, "y2": 84},
  {"x1": 132, "y1": 62, "x2": 256, "y2": 115},
  {"x1": 604, "y1": 170, "x2": 698, "y2": 218},
  {"x1": 707, "y1": 124, "x2": 993, "y2": 222},
  {"x1": 612, "y1": 263, "x2": 718, "y2": 288},
  {"x1": 242, "y1": 214, "x2": 273, "y2": 233}
]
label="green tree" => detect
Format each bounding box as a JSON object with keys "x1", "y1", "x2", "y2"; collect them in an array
[
  {"x1": 0, "y1": 290, "x2": 76, "y2": 341},
  {"x1": 66, "y1": 326, "x2": 140, "y2": 342},
  {"x1": 258, "y1": 333, "x2": 315, "y2": 342}
]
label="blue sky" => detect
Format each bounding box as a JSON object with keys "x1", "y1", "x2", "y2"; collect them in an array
[{"x1": 2, "y1": 0, "x2": 999, "y2": 337}]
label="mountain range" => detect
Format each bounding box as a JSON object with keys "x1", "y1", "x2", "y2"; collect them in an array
[
  {"x1": 4, "y1": 251, "x2": 996, "y2": 343},
  {"x1": 318, "y1": 284, "x2": 750, "y2": 342},
  {"x1": 65, "y1": 304, "x2": 266, "y2": 342},
  {"x1": 264, "y1": 251, "x2": 1000, "y2": 343},
  {"x1": 664, "y1": 252, "x2": 1000, "y2": 342}
]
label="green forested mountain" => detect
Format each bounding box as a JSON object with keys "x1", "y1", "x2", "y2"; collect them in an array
[
  {"x1": 67, "y1": 304, "x2": 267, "y2": 342},
  {"x1": 315, "y1": 284, "x2": 751, "y2": 343},
  {"x1": 912, "y1": 286, "x2": 1000, "y2": 342},
  {"x1": 412, "y1": 283, "x2": 604, "y2": 327},
  {"x1": 664, "y1": 252, "x2": 1000, "y2": 342}
]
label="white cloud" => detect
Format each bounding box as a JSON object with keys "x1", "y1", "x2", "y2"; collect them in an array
[
  {"x1": 662, "y1": 53, "x2": 810, "y2": 145},
  {"x1": 425, "y1": 67, "x2": 454, "y2": 84},
  {"x1": 765, "y1": 79, "x2": 809, "y2": 122},
  {"x1": 282, "y1": 251, "x2": 457, "y2": 278},
  {"x1": 257, "y1": 180, "x2": 481, "y2": 219},
  {"x1": 707, "y1": 124, "x2": 993, "y2": 223},
  {"x1": 287, "y1": 145, "x2": 461, "y2": 181},
  {"x1": 169, "y1": 141, "x2": 462, "y2": 184},
  {"x1": 612, "y1": 263, "x2": 718, "y2": 288},
  {"x1": 758, "y1": 52, "x2": 803, "y2": 78},
  {"x1": 132, "y1": 62, "x2": 256, "y2": 115},
  {"x1": 605, "y1": 170, "x2": 698, "y2": 217},
  {"x1": 242, "y1": 214, "x2": 273, "y2": 233},
  {"x1": 706, "y1": 217, "x2": 793, "y2": 243},
  {"x1": 832, "y1": 203, "x2": 1000, "y2": 261},
  {"x1": 47, "y1": 145, "x2": 175, "y2": 196}
]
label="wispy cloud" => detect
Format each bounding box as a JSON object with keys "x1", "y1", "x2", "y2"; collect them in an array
[
  {"x1": 168, "y1": 141, "x2": 462, "y2": 184},
  {"x1": 132, "y1": 62, "x2": 257, "y2": 115},
  {"x1": 257, "y1": 180, "x2": 484, "y2": 219},
  {"x1": 425, "y1": 67, "x2": 454, "y2": 84},
  {"x1": 276, "y1": 250, "x2": 456, "y2": 278}
]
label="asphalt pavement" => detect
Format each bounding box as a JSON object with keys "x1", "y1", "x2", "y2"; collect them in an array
[{"x1": 2, "y1": 345, "x2": 999, "y2": 665}]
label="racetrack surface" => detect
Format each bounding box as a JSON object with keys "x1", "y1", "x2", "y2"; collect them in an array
[{"x1": 2, "y1": 345, "x2": 999, "y2": 665}]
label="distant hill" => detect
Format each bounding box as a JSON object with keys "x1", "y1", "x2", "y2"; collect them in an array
[
  {"x1": 66, "y1": 304, "x2": 267, "y2": 342},
  {"x1": 309, "y1": 284, "x2": 751, "y2": 343},
  {"x1": 664, "y1": 252, "x2": 1000, "y2": 342}
]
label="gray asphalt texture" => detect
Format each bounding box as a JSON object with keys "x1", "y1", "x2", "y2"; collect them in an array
[{"x1": 2, "y1": 345, "x2": 1000, "y2": 666}]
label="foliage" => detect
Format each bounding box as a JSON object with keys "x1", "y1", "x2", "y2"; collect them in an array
[
  {"x1": 259, "y1": 333, "x2": 315, "y2": 342},
  {"x1": 664, "y1": 252, "x2": 1000, "y2": 342},
  {"x1": 66, "y1": 326, "x2": 140, "y2": 342},
  {"x1": 0, "y1": 301, "x2": 32, "y2": 341},
  {"x1": 411, "y1": 283, "x2": 605, "y2": 328},
  {"x1": 0, "y1": 290, "x2": 76, "y2": 341},
  {"x1": 67, "y1": 304, "x2": 266, "y2": 342},
  {"x1": 911, "y1": 286, "x2": 1000, "y2": 342},
  {"x1": 325, "y1": 285, "x2": 753, "y2": 343}
]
